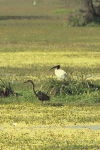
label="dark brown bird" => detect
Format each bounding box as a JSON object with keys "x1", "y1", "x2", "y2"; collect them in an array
[{"x1": 24, "y1": 80, "x2": 50, "y2": 106}]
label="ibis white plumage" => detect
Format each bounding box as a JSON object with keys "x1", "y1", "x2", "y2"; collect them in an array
[
  {"x1": 33, "y1": 0, "x2": 36, "y2": 5},
  {"x1": 50, "y1": 65, "x2": 68, "y2": 80}
]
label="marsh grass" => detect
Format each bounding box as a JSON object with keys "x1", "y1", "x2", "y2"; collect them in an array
[
  {"x1": 0, "y1": 0, "x2": 100, "y2": 149},
  {"x1": 41, "y1": 73, "x2": 100, "y2": 97},
  {"x1": 0, "y1": 78, "x2": 14, "y2": 97}
]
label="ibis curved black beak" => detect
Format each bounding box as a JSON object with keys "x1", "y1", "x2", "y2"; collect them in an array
[
  {"x1": 49, "y1": 66, "x2": 56, "y2": 71},
  {"x1": 49, "y1": 65, "x2": 60, "y2": 70}
]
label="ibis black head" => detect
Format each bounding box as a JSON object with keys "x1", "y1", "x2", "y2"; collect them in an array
[{"x1": 50, "y1": 65, "x2": 60, "y2": 70}]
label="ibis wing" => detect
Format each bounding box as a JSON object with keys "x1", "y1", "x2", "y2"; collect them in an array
[{"x1": 55, "y1": 69, "x2": 67, "y2": 80}]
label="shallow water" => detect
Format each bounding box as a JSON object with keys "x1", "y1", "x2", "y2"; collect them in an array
[
  {"x1": 65, "y1": 125, "x2": 100, "y2": 130},
  {"x1": 1, "y1": 125, "x2": 100, "y2": 130},
  {"x1": 31, "y1": 125, "x2": 100, "y2": 130},
  {"x1": 23, "y1": 125, "x2": 100, "y2": 130}
]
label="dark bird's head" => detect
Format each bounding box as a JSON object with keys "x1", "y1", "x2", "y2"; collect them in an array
[
  {"x1": 24, "y1": 80, "x2": 33, "y2": 84},
  {"x1": 49, "y1": 65, "x2": 60, "y2": 70}
]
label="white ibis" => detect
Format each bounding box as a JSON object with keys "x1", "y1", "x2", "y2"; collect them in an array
[
  {"x1": 33, "y1": 0, "x2": 36, "y2": 5},
  {"x1": 24, "y1": 80, "x2": 50, "y2": 106},
  {"x1": 50, "y1": 65, "x2": 67, "y2": 80}
]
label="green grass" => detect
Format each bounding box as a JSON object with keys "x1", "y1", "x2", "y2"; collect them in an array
[
  {"x1": 51, "y1": 9, "x2": 76, "y2": 14},
  {"x1": 0, "y1": 0, "x2": 100, "y2": 149}
]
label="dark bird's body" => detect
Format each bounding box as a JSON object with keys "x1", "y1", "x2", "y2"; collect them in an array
[{"x1": 24, "y1": 80, "x2": 50, "y2": 105}]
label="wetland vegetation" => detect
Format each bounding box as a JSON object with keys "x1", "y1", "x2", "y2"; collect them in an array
[{"x1": 0, "y1": 0, "x2": 100, "y2": 149}]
